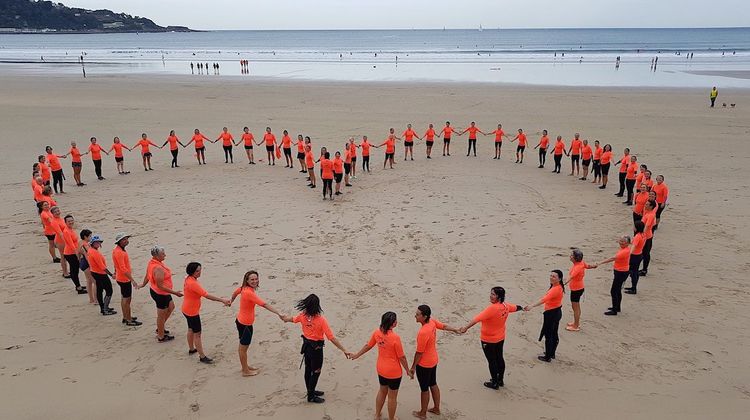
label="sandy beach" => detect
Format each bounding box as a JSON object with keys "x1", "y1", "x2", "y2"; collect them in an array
[{"x1": 1, "y1": 74, "x2": 749, "y2": 419}]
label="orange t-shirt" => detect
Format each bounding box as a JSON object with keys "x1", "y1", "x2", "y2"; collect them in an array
[
  {"x1": 553, "y1": 140, "x2": 566, "y2": 155},
  {"x1": 305, "y1": 151, "x2": 315, "y2": 168},
  {"x1": 424, "y1": 128, "x2": 435, "y2": 141},
  {"x1": 633, "y1": 191, "x2": 649, "y2": 215},
  {"x1": 541, "y1": 284, "x2": 564, "y2": 311},
  {"x1": 539, "y1": 135, "x2": 549, "y2": 149},
  {"x1": 333, "y1": 157, "x2": 344, "y2": 174},
  {"x1": 403, "y1": 129, "x2": 417, "y2": 141},
  {"x1": 466, "y1": 126, "x2": 480, "y2": 140},
  {"x1": 626, "y1": 162, "x2": 638, "y2": 180},
  {"x1": 219, "y1": 132, "x2": 234, "y2": 147},
  {"x1": 568, "y1": 261, "x2": 593, "y2": 291},
  {"x1": 47, "y1": 153, "x2": 62, "y2": 171},
  {"x1": 112, "y1": 246, "x2": 131, "y2": 283},
  {"x1": 441, "y1": 126, "x2": 455, "y2": 139},
  {"x1": 493, "y1": 129, "x2": 505, "y2": 142},
  {"x1": 600, "y1": 151, "x2": 613, "y2": 165},
  {"x1": 39, "y1": 162, "x2": 51, "y2": 181},
  {"x1": 473, "y1": 302, "x2": 521, "y2": 343},
  {"x1": 62, "y1": 226, "x2": 79, "y2": 256},
  {"x1": 652, "y1": 183, "x2": 669, "y2": 204},
  {"x1": 613, "y1": 246, "x2": 631, "y2": 271},
  {"x1": 642, "y1": 210, "x2": 656, "y2": 240},
  {"x1": 88, "y1": 247, "x2": 108, "y2": 275},
  {"x1": 69, "y1": 147, "x2": 82, "y2": 163},
  {"x1": 147, "y1": 258, "x2": 173, "y2": 296},
  {"x1": 52, "y1": 216, "x2": 66, "y2": 244},
  {"x1": 33, "y1": 183, "x2": 44, "y2": 202},
  {"x1": 192, "y1": 134, "x2": 208, "y2": 149},
  {"x1": 582, "y1": 144, "x2": 593, "y2": 160},
  {"x1": 264, "y1": 133, "x2": 276, "y2": 146},
  {"x1": 385, "y1": 138, "x2": 395, "y2": 154},
  {"x1": 281, "y1": 135, "x2": 292, "y2": 148},
  {"x1": 344, "y1": 150, "x2": 352, "y2": 164},
  {"x1": 517, "y1": 133, "x2": 527, "y2": 146},
  {"x1": 136, "y1": 139, "x2": 156, "y2": 154},
  {"x1": 594, "y1": 146, "x2": 603, "y2": 160},
  {"x1": 112, "y1": 143, "x2": 125, "y2": 158},
  {"x1": 40, "y1": 210, "x2": 56, "y2": 235},
  {"x1": 243, "y1": 133, "x2": 255, "y2": 147},
  {"x1": 367, "y1": 329, "x2": 405, "y2": 379},
  {"x1": 89, "y1": 144, "x2": 103, "y2": 160},
  {"x1": 182, "y1": 276, "x2": 209, "y2": 316},
  {"x1": 416, "y1": 318, "x2": 446, "y2": 368},
  {"x1": 631, "y1": 233, "x2": 645, "y2": 256},
  {"x1": 167, "y1": 135, "x2": 180, "y2": 150},
  {"x1": 320, "y1": 158, "x2": 334, "y2": 179},
  {"x1": 235, "y1": 286, "x2": 265, "y2": 325},
  {"x1": 349, "y1": 142, "x2": 357, "y2": 157},
  {"x1": 619, "y1": 155, "x2": 630, "y2": 173},
  {"x1": 293, "y1": 313, "x2": 334, "y2": 341},
  {"x1": 570, "y1": 139, "x2": 582, "y2": 155},
  {"x1": 361, "y1": 141, "x2": 371, "y2": 156}
]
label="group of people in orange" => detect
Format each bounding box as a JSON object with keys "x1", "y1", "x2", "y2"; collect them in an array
[{"x1": 30, "y1": 121, "x2": 669, "y2": 420}]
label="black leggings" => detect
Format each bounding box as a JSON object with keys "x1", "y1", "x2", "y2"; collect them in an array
[
  {"x1": 641, "y1": 238, "x2": 653, "y2": 272},
  {"x1": 539, "y1": 307, "x2": 561, "y2": 358},
  {"x1": 303, "y1": 339, "x2": 324, "y2": 397},
  {"x1": 625, "y1": 179, "x2": 636, "y2": 202},
  {"x1": 467, "y1": 139, "x2": 477, "y2": 155},
  {"x1": 593, "y1": 160, "x2": 601, "y2": 177},
  {"x1": 93, "y1": 159, "x2": 103, "y2": 178},
  {"x1": 52, "y1": 169, "x2": 64, "y2": 193},
  {"x1": 617, "y1": 172, "x2": 626, "y2": 195},
  {"x1": 92, "y1": 272, "x2": 113, "y2": 313},
  {"x1": 322, "y1": 179, "x2": 333, "y2": 197},
  {"x1": 553, "y1": 154, "x2": 563, "y2": 172},
  {"x1": 170, "y1": 149, "x2": 179, "y2": 167},
  {"x1": 628, "y1": 254, "x2": 643, "y2": 291},
  {"x1": 481, "y1": 340, "x2": 505, "y2": 384},
  {"x1": 223, "y1": 145, "x2": 233, "y2": 162},
  {"x1": 538, "y1": 148, "x2": 546, "y2": 166},
  {"x1": 362, "y1": 156, "x2": 370, "y2": 171},
  {"x1": 611, "y1": 270, "x2": 629, "y2": 312},
  {"x1": 63, "y1": 254, "x2": 81, "y2": 288}
]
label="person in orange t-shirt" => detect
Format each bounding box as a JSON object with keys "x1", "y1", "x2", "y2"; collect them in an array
[
  {"x1": 215, "y1": 127, "x2": 235, "y2": 163},
  {"x1": 460, "y1": 287, "x2": 523, "y2": 389},
  {"x1": 652, "y1": 175, "x2": 669, "y2": 229},
  {"x1": 281, "y1": 294, "x2": 349, "y2": 403},
  {"x1": 333, "y1": 150, "x2": 345, "y2": 195},
  {"x1": 50, "y1": 206, "x2": 68, "y2": 276},
  {"x1": 402, "y1": 123, "x2": 421, "y2": 161},
  {"x1": 184, "y1": 128, "x2": 210, "y2": 165},
  {"x1": 525, "y1": 270, "x2": 565, "y2": 362},
  {"x1": 320, "y1": 152, "x2": 335, "y2": 200},
  {"x1": 625, "y1": 221, "x2": 646, "y2": 295},
  {"x1": 229, "y1": 270, "x2": 284, "y2": 376},
  {"x1": 551, "y1": 135, "x2": 566, "y2": 173},
  {"x1": 37, "y1": 155, "x2": 51, "y2": 185},
  {"x1": 439, "y1": 121, "x2": 455, "y2": 156},
  {"x1": 162, "y1": 130, "x2": 185, "y2": 168},
  {"x1": 409, "y1": 305, "x2": 460, "y2": 418},
  {"x1": 564, "y1": 249, "x2": 598, "y2": 332},
  {"x1": 580, "y1": 139, "x2": 593, "y2": 180},
  {"x1": 350, "y1": 312, "x2": 412, "y2": 420},
  {"x1": 361, "y1": 135, "x2": 372, "y2": 172},
  {"x1": 138, "y1": 246, "x2": 183, "y2": 342},
  {"x1": 378, "y1": 128, "x2": 400, "y2": 169},
  {"x1": 88, "y1": 137, "x2": 109, "y2": 180},
  {"x1": 305, "y1": 145, "x2": 316, "y2": 189},
  {"x1": 423, "y1": 123, "x2": 436, "y2": 159},
  {"x1": 45, "y1": 146, "x2": 67, "y2": 194},
  {"x1": 37, "y1": 201, "x2": 60, "y2": 263},
  {"x1": 460, "y1": 121, "x2": 484, "y2": 157},
  {"x1": 65, "y1": 141, "x2": 85, "y2": 186},
  {"x1": 632, "y1": 182, "x2": 650, "y2": 224},
  {"x1": 639, "y1": 200, "x2": 658, "y2": 277},
  {"x1": 293, "y1": 134, "x2": 306, "y2": 170},
  {"x1": 566, "y1": 133, "x2": 583, "y2": 177},
  {"x1": 343, "y1": 140, "x2": 354, "y2": 187},
  {"x1": 88, "y1": 235, "x2": 116, "y2": 315},
  {"x1": 234, "y1": 127, "x2": 256, "y2": 165},
  {"x1": 261, "y1": 127, "x2": 277, "y2": 166},
  {"x1": 276, "y1": 129, "x2": 292, "y2": 168},
  {"x1": 347, "y1": 138, "x2": 358, "y2": 177},
  {"x1": 487, "y1": 123, "x2": 508, "y2": 160},
  {"x1": 598, "y1": 144, "x2": 613, "y2": 189},
  {"x1": 614, "y1": 147, "x2": 631, "y2": 197},
  {"x1": 595, "y1": 235, "x2": 632, "y2": 315},
  {"x1": 133, "y1": 133, "x2": 161, "y2": 171},
  {"x1": 112, "y1": 233, "x2": 141, "y2": 326},
  {"x1": 623, "y1": 155, "x2": 639, "y2": 205},
  {"x1": 534, "y1": 130, "x2": 550, "y2": 167},
  {"x1": 109, "y1": 136, "x2": 131, "y2": 175},
  {"x1": 61, "y1": 215, "x2": 87, "y2": 294},
  {"x1": 510, "y1": 128, "x2": 527, "y2": 163},
  {"x1": 181, "y1": 262, "x2": 230, "y2": 364},
  {"x1": 591, "y1": 140, "x2": 603, "y2": 185}
]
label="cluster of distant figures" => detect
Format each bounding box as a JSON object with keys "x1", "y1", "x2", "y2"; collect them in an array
[{"x1": 190, "y1": 60, "x2": 251, "y2": 75}]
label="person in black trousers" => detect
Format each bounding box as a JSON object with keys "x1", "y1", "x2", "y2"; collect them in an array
[
  {"x1": 525, "y1": 270, "x2": 565, "y2": 362},
  {"x1": 596, "y1": 236, "x2": 632, "y2": 316},
  {"x1": 614, "y1": 148, "x2": 631, "y2": 197}
]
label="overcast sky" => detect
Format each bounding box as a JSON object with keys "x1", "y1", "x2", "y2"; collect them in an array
[{"x1": 63, "y1": 0, "x2": 750, "y2": 30}]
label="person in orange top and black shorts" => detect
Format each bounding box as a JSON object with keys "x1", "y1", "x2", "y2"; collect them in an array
[
  {"x1": 65, "y1": 141, "x2": 86, "y2": 186},
  {"x1": 591, "y1": 140, "x2": 603, "y2": 185},
  {"x1": 350, "y1": 312, "x2": 412, "y2": 420},
  {"x1": 639, "y1": 199, "x2": 658, "y2": 277},
  {"x1": 511, "y1": 128, "x2": 528, "y2": 163},
  {"x1": 333, "y1": 150, "x2": 344, "y2": 195},
  {"x1": 139, "y1": 246, "x2": 183, "y2": 342},
  {"x1": 109, "y1": 137, "x2": 131, "y2": 174},
  {"x1": 652, "y1": 175, "x2": 669, "y2": 230},
  {"x1": 487, "y1": 123, "x2": 508, "y2": 160},
  {"x1": 595, "y1": 235, "x2": 632, "y2": 316},
  {"x1": 235, "y1": 127, "x2": 256, "y2": 165},
  {"x1": 598, "y1": 144, "x2": 613, "y2": 189},
  {"x1": 402, "y1": 124, "x2": 420, "y2": 161},
  {"x1": 632, "y1": 182, "x2": 650, "y2": 225},
  {"x1": 551, "y1": 135, "x2": 566, "y2": 173},
  {"x1": 378, "y1": 128, "x2": 400, "y2": 169},
  {"x1": 261, "y1": 127, "x2": 277, "y2": 166},
  {"x1": 524, "y1": 270, "x2": 565, "y2": 362},
  {"x1": 280, "y1": 129, "x2": 294, "y2": 168},
  {"x1": 423, "y1": 124, "x2": 436, "y2": 159},
  {"x1": 580, "y1": 139, "x2": 593, "y2": 180},
  {"x1": 132, "y1": 133, "x2": 161, "y2": 171},
  {"x1": 281, "y1": 294, "x2": 349, "y2": 403},
  {"x1": 45, "y1": 146, "x2": 67, "y2": 194},
  {"x1": 623, "y1": 155, "x2": 638, "y2": 205},
  {"x1": 439, "y1": 121, "x2": 455, "y2": 157},
  {"x1": 305, "y1": 144, "x2": 316, "y2": 189},
  {"x1": 564, "y1": 248, "x2": 597, "y2": 332},
  {"x1": 625, "y1": 221, "x2": 646, "y2": 295},
  {"x1": 566, "y1": 133, "x2": 583, "y2": 177},
  {"x1": 112, "y1": 233, "x2": 142, "y2": 326},
  {"x1": 460, "y1": 287, "x2": 523, "y2": 389},
  {"x1": 62, "y1": 214, "x2": 87, "y2": 295},
  {"x1": 184, "y1": 129, "x2": 210, "y2": 165},
  {"x1": 37, "y1": 200, "x2": 60, "y2": 264},
  {"x1": 181, "y1": 262, "x2": 230, "y2": 364}
]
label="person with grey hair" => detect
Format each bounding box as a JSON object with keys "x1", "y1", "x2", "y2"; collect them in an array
[
  {"x1": 595, "y1": 236, "x2": 632, "y2": 316},
  {"x1": 140, "y1": 245, "x2": 182, "y2": 342},
  {"x1": 563, "y1": 248, "x2": 597, "y2": 332}
]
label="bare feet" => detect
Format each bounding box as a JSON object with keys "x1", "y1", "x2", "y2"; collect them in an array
[
  {"x1": 412, "y1": 411, "x2": 427, "y2": 419},
  {"x1": 428, "y1": 408, "x2": 441, "y2": 415},
  {"x1": 248, "y1": 366, "x2": 259, "y2": 371},
  {"x1": 242, "y1": 369, "x2": 259, "y2": 377}
]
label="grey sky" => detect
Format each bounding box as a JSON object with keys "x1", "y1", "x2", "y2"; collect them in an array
[{"x1": 63, "y1": 0, "x2": 750, "y2": 30}]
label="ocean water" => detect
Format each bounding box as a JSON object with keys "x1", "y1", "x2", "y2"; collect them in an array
[{"x1": 1, "y1": 28, "x2": 749, "y2": 87}]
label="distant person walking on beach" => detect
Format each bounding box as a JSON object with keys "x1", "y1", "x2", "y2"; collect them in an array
[
  {"x1": 524, "y1": 270, "x2": 565, "y2": 362},
  {"x1": 710, "y1": 87, "x2": 718, "y2": 107},
  {"x1": 162, "y1": 130, "x2": 185, "y2": 168},
  {"x1": 185, "y1": 129, "x2": 210, "y2": 165}
]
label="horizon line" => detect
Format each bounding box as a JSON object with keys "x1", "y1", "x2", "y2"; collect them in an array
[{"x1": 181, "y1": 26, "x2": 750, "y2": 31}]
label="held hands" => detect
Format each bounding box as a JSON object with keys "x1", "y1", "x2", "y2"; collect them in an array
[
  {"x1": 343, "y1": 351, "x2": 352, "y2": 360},
  {"x1": 174, "y1": 291, "x2": 184, "y2": 297},
  {"x1": 523, "y1": 305, "x2": 531, "y2": 312},
  {"x1": 222, "y1": 298, "x2": 231, "y2": 307},
  {"x1": 407, "y1": 369, "x2": 414, "y2": 380}
]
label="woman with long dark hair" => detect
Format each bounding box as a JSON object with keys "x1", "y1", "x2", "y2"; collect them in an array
[
  {"x1": 281, "y1": 294, "x2": 349, "y2": 403},
  {"x1": 350, "y1": 311, "x2": 412, "y2": 420},
  {"x1": 524, "y1": 270, "x2": 565, "y2": 362}
]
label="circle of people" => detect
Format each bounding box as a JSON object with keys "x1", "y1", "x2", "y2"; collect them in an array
[{"x1": 31, "y1": 122, "x2": 670, "y2": 420}]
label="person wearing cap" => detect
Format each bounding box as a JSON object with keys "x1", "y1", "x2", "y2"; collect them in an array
[
  {"x1": 88, "y1": 235, "x2": 117, "y2": 316},
  {"x1": 140, "y1": 245, "x2": 182, "y2": 342},
  {"x1": 112, "y1": 233, "x2": 142, "y2": 326}
]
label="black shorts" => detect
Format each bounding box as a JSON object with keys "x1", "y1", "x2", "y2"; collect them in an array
[
  {"x1": 143, "y1": 152, "x2": 152, "y2": 158},
  {"x1": 196, "y1": 147, "x2": 205, "y2": 153},
  {"x1": 416, "y1": 365, "x2": 437, "y2": 392},
  {"x1": 245, "y1": 145, "x2": 254, "y2": 150},
  {"x1": 570, "y1": 289, "x2": 584, "y2": 302},
  {"x1": 656, "y1": 204, "x2": 665, "y2": 219},
  {"x1": 601, "y1": 163, "x2": 611, "y2": 175},
  {"x1": 334, "y1": 173, "x2": 343, "y2": 183},
  {"x1": 351, "y1": 156, "x2": 357, "y2": 162},
  {"x1": 283, "y1": 147, "x2": 292, "y2": 156},
  {"x1": 582, "y1": 158, "x2": 591, "y2": 166},
  {"x1": 517, "y1": 145, "x2": 526, "y2": 152},
  {"x1": 426, "y1": 140, "x2": 434, "y2": 147},
  {"x1": 378, "y1": 375, "x2": 402, "y2": 390},
  {"x1": 443, "y1": 138, "x2": 451, "y2": 144},
  {"x1": 118, "y1": 281, "x2": 132, "y2": 299},
  {"x1": 72, "y1": 162, "x2": 82, "y2": 168},
  {"x1": 344, "y1": 163, "x2": 351, "y2": 174},
  {"x1": 405, "y1": 141, "x2": 413, "y2": 147},
  {"x1": 495, "y1": 141, "x2": 503, "y2": 147},
  {"x1": 45, "y1": 234, "x2": 56, "y2": 241},
  {"x1": 297, "y1": 152, "x2": 305, "y2": 159},
  {"x1": 184, "y1": 313, "x2": 202, "y2": 333},
  {"x1": 571, "y1": 154, "x2": 580, "y2": 163},
  {"x1": 385, "y1": 152, "x2": 394, "y2": 160},
  {"x1": 266, "y1": 145, "x2": 274, "y2": 152},
  {"x1": 115, "y1": 157, "x2": 124, "y2": 163},
  {"x1": 539, "y1": 147, "x2": 547, "y2": 154},
  {"x1": 79, "y1": 255, "x2": 89, "y2": 271},
  {"x1": 236, "y1": 319, "x2": 254, "y2": 346},
  {"x1": 150, "y1": 288, "x2": 172, "y2": 310}
]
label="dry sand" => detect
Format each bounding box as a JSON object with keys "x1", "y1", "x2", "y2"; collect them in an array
[{"x1": 1, "y1": 74, "x2": 749, "y2": 419}]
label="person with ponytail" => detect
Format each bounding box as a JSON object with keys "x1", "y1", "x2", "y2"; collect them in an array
[
  {"x1": 459, "y1": 287, "x2": 523, "y2": 389},
  {"x1": 181, "y1": 262, "x2": 231, "y2": 364},
  {"x1": 525, "y1": 270, "x2": 565, "y2": 362},
  {"x1": 281, "y1": 294, "x2": 349, "y2": 403},
  {"x1": 350, "y1": 311, "x2": 412, "y2": 420}
]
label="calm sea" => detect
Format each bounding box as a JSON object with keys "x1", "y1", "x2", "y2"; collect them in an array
[{"x1": 1, "y1": 28, "x2": 749, "y2": 87}]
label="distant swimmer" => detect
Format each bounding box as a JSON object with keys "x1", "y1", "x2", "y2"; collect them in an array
[
  {"x1": 423, "y1": 124, "x2": 436, "y2": 159},
  {"x1": 534, "y1": 130, "x2": 549, "y2": 168},
  {"x1": 598, "y1": 144, "x2": 613, "y2": 189},
  {"x1": 439, "y1": 121, "x2": 455, "y2": 156},
  {"x1": 181, "y1": 262, "x2": 231, "y2": 364},
  {"x1": 184, "y1": 128, "x2": 210, "y2": 165},
  {"x1": 162, "y1": 130, "x2": 185, "y2": 168},
  {"x1": 487, "y1": 123, "x2": 508, "y2": 160},
  {"x1": 133, "y1": 133, "x2": 160, "y2": 171},
  {"x1": 109, "y1": 137, "x2": 131, "y2": 174},
  {"x1": 460, "y1": 122, "x2": 484, "y2": 157},
  {"x1": 510, "y1": 128, "x2": 527, "y2": 163},
  {"x1": 216, "y1": 127, "x2": 235, "y2": 164},
  {"x1": 567, "y1": 133, "x2": 582, "y2": 177},
  {"x1": 551, "y1": 135, "x2": 565, "y2": 173},
  {"x1": 524, "y1": 270, "x2": 565, "y2": 362},
  {"x1": 402, "y1": 124, "x2": 420, "y2": 161}
]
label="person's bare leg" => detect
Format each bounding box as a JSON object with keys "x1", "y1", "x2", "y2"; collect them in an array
[
  {"x1": 156, "y1": 309, "x2": 166, "y2": 338},
  {"x1": 569, "y1": 302, "x2": 581, "y2": 328},
  {"x1": 375, "y1": 386, "x2": 388, "y2": 420},
  {"x1": 187, "y1": 329, "x2": 195, "y2": 352},
  {"x1": 387, "y1": 389, "x2": 399, "y2": 420},
  {"x1": 194, "y1": 332, "x2": 206, "y2": 357},
  {"x1": 84, "y1": 269, "x2": 96, "y2": 303},
  {"x1": 413, "y1": 390, "x2": 429, "y2": 418},
  {"x1": 428, "y1": 385, "x2": 441, "y2": 414},
  {"x1": 57, "y1": 244, "x2": 68, "y2": 275},
  {"x1": 48, "y1": 240, "x2": 57, "y2": 260}
]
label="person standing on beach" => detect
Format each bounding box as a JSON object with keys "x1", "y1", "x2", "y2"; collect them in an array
[
  {"x1": 423, "y1": 124, "x2": 436, "y2": 159},
  {"x1": 88, "y1": 137, "x2": 108, "y2": 180},
  {"x1": 632, "y1": 182, "x2": 650, "y2": 225},
  {"x1": 487, "y1": 124, "x2": 508, "y2": 160},
  {"x1": 88, "y1": 235, "x2": 117, "y2": 315},
  {"x1": 77, "y1": 229, "x2": 97, "y2": 305},
  {"x1": 320, "y1": 152, "x2": 334, "y2": 200},
  {"x1": 38, "y1": 201, "x2": 60, "y2": 264},
  {"x1": 50, "y1": 206, "x2": 68, "y2": 277},
  {"x1": 510, "y1": 128, "x2": 527, "y2": 163},
  {"x1": 305, "y1": 145, "x2": 316, "y2": 188},
  {"x1": 133, "y1": 133, "x2": 160, "y2": 171},
  {"x1": 140, "y1": 245, "x2": 182, "y2": 342},
  {"x1": 598, "y1": 144, "x2": 613, "y2": 189},
  {"x1": 280, "y1": 130, "x2": 294, "y2": 168},
  {"x1": 215, "y1": 127, "x2": 235, "y2": 164},
  {"x1": 261, "y1": 127, "x2": 277, "y2": 166},
  {"x1": 37, "y1": 155, "x2": 51, "y2": 186},
  {"x1": 281, "y1": 294, "x2": 350, "y2": 404},
  {"x1": 524, "y1": 270, "x2": 565, "y2": 362},
  {"x1": 181, "y1": 262, "x2": 230, "y2": 364},
  {"x1": 534, "y1": 130, "x2": 550, "y2": 168},
  {"x1": 350, "y1": 312, "x2": 412, "y2": 420},
  {"x1": 235, "y1": 127, "x2": 256, "y2": 165},
  {"x1": 361, "y1": 136, "x2": 372, "y2": 172},
  {"x1": 162, "y1": 130, "x2": 185, "y2": 168},
  {"x1": 651, "y1": 175, "x2": 669, "y2": 230},
  {"x1": 379, "y1": 128, "x2": 399, "y2": 169},
  {"x1": 184, "y1": 129, "x2": 210, "y2": 165},
  {"x1": 614, "y1": 148, "x2": 631, "y2": 197},
  {"x1": 460, "y1": 122, "x2": 484, "y2": 157},
  {"x1": 333, "y1": 151, "x2": 344, "y2": 195},
  {"x1": 625, "y1": 221, "x2": 646, "y2": 295},
  {"x1": 294, "y1": 134, "x2": 305, "y2": 171},
  {"x1": 348, "y1": 138, "x2": 358, "y2": 177},
  {"x1": 62, "y1": 215, "x2": 87, "y2": 295},
  {"x1": 112, "y1": 233, "x2": 142, "y2": 326},
  {"x1": 409, "y1": 305, "x2": 460, "y2": 419},
  {"x1": 710, "y1": 87, "x2": 718, "y2": 107},
  {"x1": 594, "y1": 236, "x2": 632, "y2": 316},
  {"x1": 567, "y1": 133, "x2": 582, "y2": 177},
  {"x1": 551, "y1": 136, "x2": 566, "y2": 173},
  {"x1": 109, "y1": 137, "x2": 130, "y2": 175},
  {"x1": 439, "y1": 122, "x2": 455, "y2": 156},
  {"x1": 66, "y1": 141, "x2": 85, "y2": 186},
  {"x1": 45, "y1": 146, "x2": 66, "y2": 194},
  {"x1": 563, "y1": 249, "x2": 596, "y2": 332},
  {"x1": 459, "y1": 287, "x2": 523, "y2": 389},
  {"x1": 591, "y1": 140, "x2": 603, "y2": 184},
  {"x1": 638, "y1": 200, "x2": 658, "y2": 277},
  {"x1": 229, "y1": 270, "x2": 285, "y2": 376},
  {"x1": 624, "y1": 155, "x2": 638, "y2": 205},
  {"x1": 402, "y1": 124, "x2": 419, "y2": 161},
  {"x1": 580, "y1": 139, "x2": 593, "y2": 180}
]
